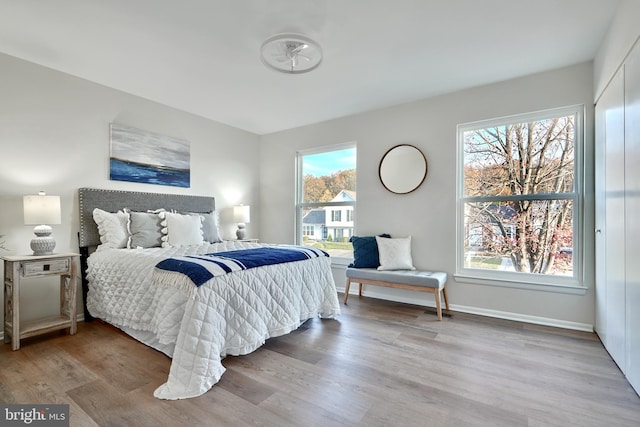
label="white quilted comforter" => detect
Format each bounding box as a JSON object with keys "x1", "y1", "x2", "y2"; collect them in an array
[{"x1": 86, "y1": 241, "x2": 340, "y2": 400}]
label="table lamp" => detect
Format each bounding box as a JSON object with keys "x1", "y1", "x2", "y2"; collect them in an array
[
  {"x1": 233, "y1": 205, "x2": 250, "y2": 240},
  {"x1": 23, "y1": 191, "x2": 61, "y2": 255}
]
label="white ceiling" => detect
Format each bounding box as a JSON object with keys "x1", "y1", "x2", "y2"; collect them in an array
[{"x1": 0, "y1": 0, "x2": 620, "y2": 135}]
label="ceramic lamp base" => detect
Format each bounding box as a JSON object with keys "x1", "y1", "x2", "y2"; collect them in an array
[
  {"x1": 236, "y1": 223, "x2": 247, "y2": 240},
  {"x1": 31, "y1": 224, "x2": 56, "y2": 255}
]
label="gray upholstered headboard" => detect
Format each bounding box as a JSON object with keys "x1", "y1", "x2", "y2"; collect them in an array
[
  {"x1": 77, "y1": 187, "x2": 216, "y2": 320},
  {"x1": 78, "y1": 187, "x2": 216, "y2": 248}
]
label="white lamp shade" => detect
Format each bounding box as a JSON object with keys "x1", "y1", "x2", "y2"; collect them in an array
[
  {"x1": 23, "y1": 194, "x2": 61, "y2": 225},
  {"x1": 233, "y1": 205, "x2": 250, "y2": 224}
]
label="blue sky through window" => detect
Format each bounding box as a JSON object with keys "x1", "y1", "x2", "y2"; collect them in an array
[{"x1": 303, "y1": 147, "x2": 356, "y2": 177}]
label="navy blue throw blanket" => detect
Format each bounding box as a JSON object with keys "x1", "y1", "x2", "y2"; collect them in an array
[{"x1": 155, "y1": 246, "x2": 329, "y2": 288}]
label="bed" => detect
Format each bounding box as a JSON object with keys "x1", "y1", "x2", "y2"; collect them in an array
[{"x1": 78, "y1": 188, "x2": 340, "y2": 400}]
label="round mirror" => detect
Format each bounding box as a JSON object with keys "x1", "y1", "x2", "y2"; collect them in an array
[{"x1": 379, "y1": 144, "x2": 428, "y2": 194}]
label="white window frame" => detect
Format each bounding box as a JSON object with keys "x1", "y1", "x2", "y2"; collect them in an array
[
  {"x1": 455, "y1": 105, "x2": 586, "y2": 294},
  {"x1": 295, "y1": 142, "x2": 356, "y2": 265},
  {"x1": 302, "y1": 225, "x2": 315, "y2": 237}
]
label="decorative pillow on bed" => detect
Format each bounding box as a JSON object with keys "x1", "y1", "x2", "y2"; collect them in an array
[
  {"x1": 186, "y1": 211, "x2": 222, "y2": 243},
  {"x1": 92, "y1": 208, "x2": 129, "y2": 250},
  {"x1": 348, "y1": 234, "x2": 391, "y2": 268},
  {"x1": 375, "y1": 235, "x2": 415, "y2": 271},
  {"x1": 128, "y1": 211, "x2": 164, "y2": 248},
  {"x1": 159, "y1": 212, "x2": 204, "y2": 247}
]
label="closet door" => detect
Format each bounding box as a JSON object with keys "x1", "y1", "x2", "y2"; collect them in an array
[
  {"x1": 595, "y1": 83, "x2": 608, "y2": 341},
  {"x1": 595, "y1": 66, "x2": 626, "y2": 369},
  {"x1": 624, "y1": 42, "x2": 640, "y2": 392}
]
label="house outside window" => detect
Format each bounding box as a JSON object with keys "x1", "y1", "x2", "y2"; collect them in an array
[
  {"x1": 296, "y1": 144, "x2": 356, "y2": 261},
  {"x1": 456, "y1": 106, "x2": 584, "y2": 290}
]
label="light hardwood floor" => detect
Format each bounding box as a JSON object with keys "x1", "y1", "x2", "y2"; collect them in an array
[{"x1": 1, "y1": 295, "x2": 639, "y2": 427}]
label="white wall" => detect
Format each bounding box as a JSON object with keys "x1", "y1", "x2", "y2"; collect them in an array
[
  {"x1": 594, "y1": 0, "x2": 640, "y2": 102},
  {"x1": 0, "y1": 53, "x2": 260, "y2": 323},
  {"x1": 260, "y1": 62, "x2": 595, "y2": 330},
  {"x1": 0, "y1": 53, "x2": 599, "y2": 331}
]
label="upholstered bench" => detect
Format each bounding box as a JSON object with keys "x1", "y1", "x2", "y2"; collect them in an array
[{"x1": 344, "y1": 268, "x2": 449, "y2": 320}]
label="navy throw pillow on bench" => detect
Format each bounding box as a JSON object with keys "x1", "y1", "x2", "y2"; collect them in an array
[{"x1": 348, "y1": 234, "x2": 391, "y2": 268}]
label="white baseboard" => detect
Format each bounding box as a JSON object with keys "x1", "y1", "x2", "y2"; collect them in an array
[
  {"x1": 338, "y1": 286, "x2": 594, "y2": 332},
  {"x1": 447, "y1": 304, "x2": 594, "y2": 332},
  {"x1": 1, "y1": 297, "x2": 593, "y2": 344}
]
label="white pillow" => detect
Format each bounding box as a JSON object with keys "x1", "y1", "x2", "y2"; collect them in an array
[
  {"x1": 159, "y1": 212, "x2": 204, "y2": 247},
  {"x1": 92, "y1": 208, "x2": 130, "y2": 250},
  {"x1": 375, "y1": 236, "x2": 415, "y2": 270}
]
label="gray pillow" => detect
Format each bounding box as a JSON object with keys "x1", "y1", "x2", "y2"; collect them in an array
[
  {"x1": 128, "y1": 211, "x2": 163, "y2": 248},
  {"x1": 188, "y1": 211, "x2": 222, "y2": 243},
  {"x1": 202, "y1": 212, "x2": 222, "y2": 243}
]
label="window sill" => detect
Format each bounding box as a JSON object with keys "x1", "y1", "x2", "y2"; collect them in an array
[
  {"x1": 329, "y1": 257, "x2": 352, "y2": 268},
  {"x1": 454, "y1": 273, "x2": 588, "y2": 295}
]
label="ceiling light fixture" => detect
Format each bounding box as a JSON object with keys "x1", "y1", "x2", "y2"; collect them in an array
[{"x1": 260, "y1": 33, "x2": 322, "y2": 74}]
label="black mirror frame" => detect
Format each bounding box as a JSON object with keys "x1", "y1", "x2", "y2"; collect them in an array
[{"x1": 378, "y1": 144, "x2": 428, "y2": 194}]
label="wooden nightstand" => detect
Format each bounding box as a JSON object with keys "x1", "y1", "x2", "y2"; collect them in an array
[{"x1": 2, "y1": 253, "x2": 79, "y2": 350}]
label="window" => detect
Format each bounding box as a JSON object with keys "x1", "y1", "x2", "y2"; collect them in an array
[
  {"x1": 296, "y1": 144, "x2": 356, "y2": 261},
  {"x1": 457, "y1": 106, "x2": 583, "y2": 289}
]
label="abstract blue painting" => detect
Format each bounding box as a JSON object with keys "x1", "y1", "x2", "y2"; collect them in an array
[{"x1": 109, "y1": 124, "x2": 190, "y2": 188}]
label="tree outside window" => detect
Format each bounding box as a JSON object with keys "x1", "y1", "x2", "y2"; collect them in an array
[
  {"x1": 296, "y1": 145, "x2": 356, "y2": 259},
  {"x1": 458, "y1": 107, "x2": 582, "y2": 285}
]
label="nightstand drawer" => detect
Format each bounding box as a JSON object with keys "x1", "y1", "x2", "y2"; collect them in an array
[{"x1": 22, "y1": 259, "x2": 70, "y2": 277}]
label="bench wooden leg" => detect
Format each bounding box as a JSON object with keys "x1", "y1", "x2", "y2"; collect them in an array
[
  {"x1": 344, "y1": 278, "x2": 352, "y2": 304},
  {"x1": 442, "y1": 287, "x2": 450, "y2": 311},
  {"x1": 435, "y1": 289, "x2": 443, "y2": 321}
]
